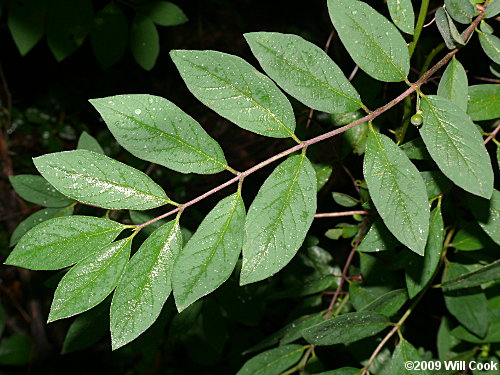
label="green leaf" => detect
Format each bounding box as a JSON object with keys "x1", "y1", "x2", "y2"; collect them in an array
[
  {"x1": 5, "y1": 216, "x2": 124, "y2": 270},
  {"x1": 0, "y1": 334, "x2": 32, "y2": 366},
  {"x1": 313, "y1": 163, "x2": 333, "y2": 192},
  {"x1": 357, "y1": 219, "x2": 399, "y2": 253},
  {"x1": 451, "y1": 322, "x2": 500, "y2": 343},
  {"x1": 467, "y1": 84, "x2": 500, "y2": 121},
  {"x1": 129, "y1": 210, "x2": 167, "y2": 237},
  {"x1": 437, "y1": 57, "x2": 468, "y2": 110},
  {"x1": 244, "y1": 32, "x2": 361, "y2": 114},
  {"x1": 61, "y1": 300, "x2": 110, "y2": 354},
  {"x1": 280, "y1": 314, "x2": 325, "y2": 345},
  {"x1": 360, "y1": 289, "x2": 408, "y2": 316},
  {"x1": 332, "y1": 192, "x2": 359, "y2": 208},
  {"x1": 33, "y1": 150, "x2": 171, "y2": 210},
  {"x1": 437, "y1": 317, "x2": 460, "y2": 360},
  {"x1": 302, "y1": 311, "x2": 390, "y2": 345},
  {"x1": 400, "y1": 138, "x2": 431, "y2": 160},
  {"x1": 327, "y1": 0, "x2": 410, "y2": 82},
  {"x1": 7, "y1": 0, "x2": 46, "y2": 55},
  {"x1": 173, "y1": 193, "x2": 245, "y2": 311},
  {"x1": 111, "y1": 221, "x2": 182, "y2": 349},
  {"x1": 405, "y1": 206, "x2": 445, "y2": 298},
  {"x1": 9, "y1": 175, "x2": 73, "y2": 207},
  {"x1": 420, "y1": 95, "x2": 494, "y2": 199},
  {"x1": 435, "y1": 8, "x2": 465, "y2": 50},
  {"x1": 421, "y1": 171, "x2": 452, "y2": 199},
  {"x1": 389, "y1": 338, "x2": 422, "y2": 375},
  {"x1": 90, "y1": 4, "x2": 128, "y2": 69},
  {"x1": 442, "y1": 259, "x2": 500, "y2": 291},
  {"x1": 240, "y1": 154, "x2": 317, "y2": 285},
  {"x1": 453, "y1": 222, "x2": 492, "y2": 251},
  {"x1": 48, "y1": 237, "x2": 132, "y2": 322},
  {"x1": 443, "y1": 262, "x2": 490, "y2": 338},
  {"x1": 130, "y1": 15, "x2": 159, "y2": 70},
  {"x1": 363, "y1": 129, "x2": 429, "y2": 255},
  {"x1": 89, "y1": 94, "x2": 229, "y2": 174},
  {"x1": 77, "y1": 131, "x2": 104, "y2": 154},
  {"x1": 47, "y1": 0, "x2": 94, "y2": 62},
  {"x1": 387, "y1": 0, "x2": 415, "y2": 35},
  {"x1": 9, "y1": 205, "x2": 74, "y2": 247},
  {"x1": 236, "y1": 345, "x2": 305, "y2": 375},
  {"x1": 139, "y1": 1, "x2": 188, "y2": 26},
  {"x1": 485, "y1": 0, "x2": 500, "y2": 18},
  {"x1": 312, "y1": 368, "x2": 360, "y2": 375},
  {"x1": 171, "y1": 49, "x2": 297, "y2": 139},
  {"x1": 469, "y1": 190, "x2": 500, "y2": 245},
  {"x1": 445, "y1": 0, "x2": 477, "y2": 24},
  {"x1": 479, "y1": 31, "x2": 500, "y2": 65},
  {"x1": 272, "y1": 275, "x2": 336, "y2": 299}
]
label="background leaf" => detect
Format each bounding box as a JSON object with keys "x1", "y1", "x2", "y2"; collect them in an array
[
  {"x1": 387, "y1": 0, "x2": 415, "y2": 35},
  {"x1": 469, "y1": 190, "x2": 500, "y2": 245},
  {"x1": 48, "y1": 237, "x2": 132, "y2": 322},
  {"x1": 9, "y1": 174, "x2": 73, "y2": 207},
  {"x1": 130, "y1": 15, "x2": 159, "y2": 70},
  {"x1": 77, "y1": 131, "x2": 104, "y2": 154},
  {"x1": 467, "y1": 84, "x2": 500, "y2": 121},
  {"x1": 90, "y1": 94, "x2": 229, "y2": 174},
  {"x1": 244, "y1": 32, "x2": 362, "y2": 114},
  {"x1": 444, "y1": 0, "x2": 476, "y2": 24},
  {"x1": 170, "y1": 50, "x2": 297, "y2": 139},
  {"x1": 173, "y1": 193, "x2": 245, "y2": 311},
  {"x1": 34, "y1": 150, "x2": 171, "y2": 210},
  {"x1": 7, "y1": 0, "x2": 46, "y2": 55},
  {"x1": 111, "y1": 221, "x2": 182, "y2": 349},
  {"x1": 236, "y1": 345, "x2": 305, "y2": 375},
  {"x1": 479, "y1": 31, "x2": 500, "y2": 65},
  {"x1": 240, "y1": 154, "x2": 317, "y2": 285},
  {"x1": 405, "y1": 206, "x2": 444, "y2": 298},
  {"x1": 363, "y1": 129, "x2": 429, "y2": 255},
  {"x1": 389, "y1": 338, "x2": 422, "y2": 375},
  {"x1": 357, "y1": 220, "x2": 399, "y2": 253},
  {"x1": 327, "y1": 0, "x2": 410, "y2": 82},
  {"x1": 5, "y1": 216, "x2": 124, "y2": 270},
  {"x1": 139, "y1": 1, "x2": 188, "y2": 26},
  {"x1": 302, "y1": 311, "x2": 390, "y2": 345},
  {"x1": 420, "y1": 95, "x2": 494, "y2": 199},
  {"x1": 437, "y1": 57, "x2": 468, "y2": 110},
  {"x1": 441, "y1": 259, "x2": 500, "y2": 291}
]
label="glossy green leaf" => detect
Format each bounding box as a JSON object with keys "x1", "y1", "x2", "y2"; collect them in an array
[
  {"x1": 9, "y1": 205, "x2": 74, "y2": 247},
  {"x1": 5, "y1": 216, "x2": 124, "y2": 270},
  {"x1": 90, "y1": 4, "x2": 128, "y2": 69},
  {"x1": 442, "y1": 259, "x2": 500, "y2": 291},
  {"x1": 173, "y1": 193, "x2": 245, "y2": 311},
  {"x1": 77, "y1": 131, "x2": 104, "y2": 154},
  {"x1": 435, "y1": 8, "x2": 465, "y2": 50},
  {"x1": 8, "y1": 0, "x2": 46, "y2": 55},
  {"x1": 48, "y1": 237, "x2": 132, "y2": 322},
  {"x1": 389, "y1": 338, "x2": 422, "y2": 375},
  {"x1": 111, "y1": 221, "x2": 182, "y2": 349},
  {"x1": 170, "y1": 49, "x2": 296, "y2": 138},
  {"x1": 360, "y1": 289, "x2": 408, "y2": 316},
  {"x1": 400, "y1": 138, "x2": 431, "y2": 160},
  {"x1": 139, "y1": 1, "x2": 188, "y2": 26},
  {"x1": 437, "y1": 57, "x2": 468, "y2": 110},
  {"x1": 244, "y1": 32, "x2": 362, "y2": 114},
  {"x1": 387, "y1": 0, "x2": 415, "y2": 35},
  {"x1": 46, "y1": 0, "x2": 94, "y2": 61},
  {"x1": 485, "y1": 0, "x2": 500, "y2": 18},
  {"x1": 90, "y1": 94, "x2": 229, "y2": 174},
  {"x1": 240, "y1": 154, "x2": 317, "y2": 285},
  {"x1": 280, "y1": 314, "x2": 325, "y2": 345},
  {"x1": 357, "y1": 219, "x2": 399, "y2": 253},
  {"x1": 445, "y1": 0, "x2": 476, "y2": 24},
  {"x1": 467, "y1": 84, "x2": 500, "y2": 121},
  {"x1": 453, "y1": 222, "x2": 492, "y2": 251},
  {"x1": 9, "y1": 174, "x2": 73, "y2": 207},
  {"x1": 34, "y1": 150, "x2": 171, "y2": 210},
  {"x1": 479, "y1": 31, "x2": 500, "y2": 65},
  {"x1": 236, "y1": 345, "x2": 305, "y2": 375},
  {"x1": 469, "y1": 190, "x2": 500, "y2": 245},
  {"x1": 420, "y1": 95, "x2": 494, "y2": 199},
  {"x1": 327, "y1": 0, "x2": 410, "y2": 82},
  {"x1": 130, "y1": 15, "x2": 159, "y2": 70},
  {"x1": 420, "y1": 171, "x2": 452, "y2": 199},
  {"x1": 443, "y1": 262, "x2": 490, "y2": 338},
  {"x1": 313, "y1": 163, "x2": 333, "y2": 192},
  {"x1": 405, "y1": 206, "x2": 444, "y2": 298},
  {"x1": 302, "y1": 311, "x2": 390, "y2": 345},
  {"x1": 62, "y1": 301, "x2": 109, "y2": 354},
  {"x1": 451, "y1": 322, "x2": 500, "y2": 343},
  {"x1": 363, "y1": 129, "x2": 429, "y2": 255},
  {"x1": 332, "y1": 192, "x2": 359, "y2": 208}
]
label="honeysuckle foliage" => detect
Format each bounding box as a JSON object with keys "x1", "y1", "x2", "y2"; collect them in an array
[{"x1": 4, "y1": 0, "x2": 500, "y2": 372}]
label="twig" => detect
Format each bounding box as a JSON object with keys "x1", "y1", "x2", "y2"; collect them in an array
[
  {"x1": 473, "y1": 76, "x2": 500, "y2": 84},
  {"x1": 484, "y1": 123, "x2": 500, "y2": 144},
  {"x1": 348, "y1": 65, "x2": 359, "y2": 81},
  {"x1": 314, "y1": 210, "x2": 367, "y2": 218}
]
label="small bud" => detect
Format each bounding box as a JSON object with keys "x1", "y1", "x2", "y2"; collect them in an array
[{"x1": 411, "y1": 113, "x2": 423, "y2": 126}]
